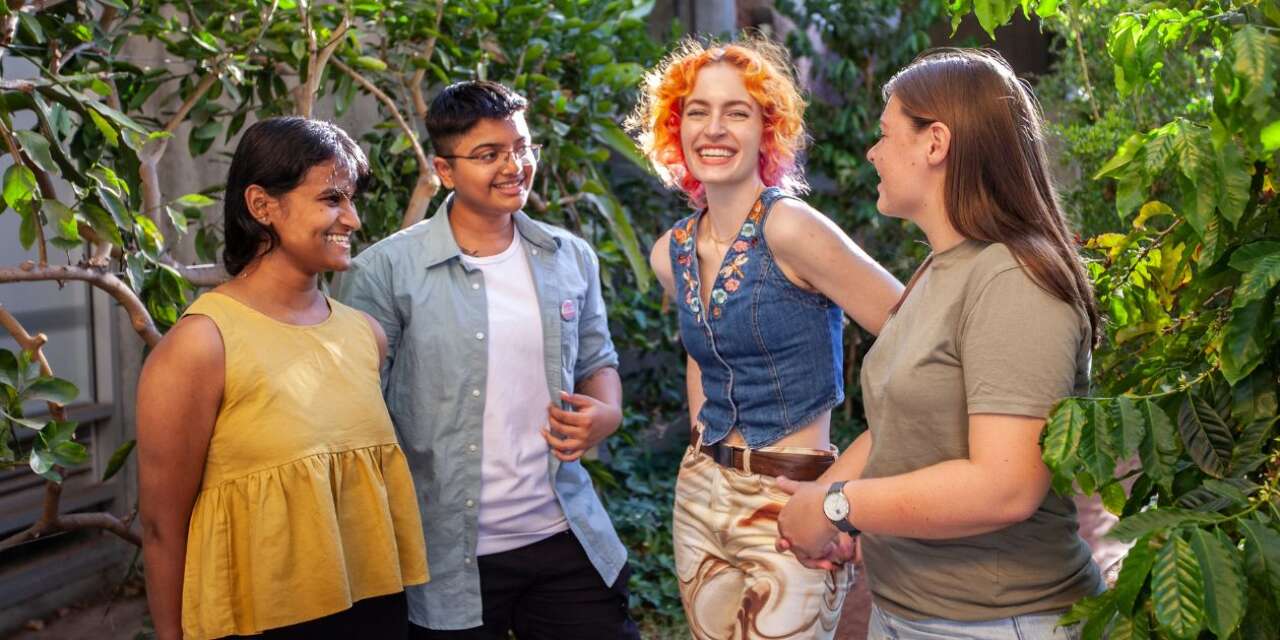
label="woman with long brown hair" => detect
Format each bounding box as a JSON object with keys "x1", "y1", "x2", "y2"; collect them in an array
[{"x1": 776, "y1": 48, "x2": 1103, "y2": 639}]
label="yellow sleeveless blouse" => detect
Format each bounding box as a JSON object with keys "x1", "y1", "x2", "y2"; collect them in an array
[{"x1": 180, "y1": 292, "x2": 428, "y2": 639}]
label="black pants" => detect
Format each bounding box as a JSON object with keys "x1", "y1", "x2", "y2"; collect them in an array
[
  {"x1": 224, "y1": 591, "x2": 408, "y2": 639},
  {"x1": 410, "y1": 531, "x2": 639, "y2": 640}
]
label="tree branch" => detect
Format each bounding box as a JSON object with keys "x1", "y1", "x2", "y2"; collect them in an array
[
  {"x1": 0, "y1": 263, "x2": 162, "y2": 347},
  {"x1": 409, "y1": 0, "x2": 446, "y2": 121},
  {"x1": 0, "y1": 481, "x2": 142, "y2": 552},
  {"x1": 295, "y1": 13, "x2": 350, "y2": 117},
  {"x1": 137, "y1": 69, "x2": 223, "y2": 232},
  {"x1": 331, "y1": 58, "x2": 439, "y2": 228},
  {"x1": 0, "y1": 0, "x2": 27, "y2": 65}
]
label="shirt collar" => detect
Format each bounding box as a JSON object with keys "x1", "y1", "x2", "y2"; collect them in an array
[{"x1": 421, "y1": 194, "x2": 559, "y2": 268}]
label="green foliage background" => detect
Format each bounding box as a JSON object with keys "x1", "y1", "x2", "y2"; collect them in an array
[{"x1": 2, "y1": 0, "x2": 1279, "y2": 637}]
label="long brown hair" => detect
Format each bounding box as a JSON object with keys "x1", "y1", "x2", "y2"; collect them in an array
[{"x1": 884, "y1": 48, "x2": 1101, "y2": 346}]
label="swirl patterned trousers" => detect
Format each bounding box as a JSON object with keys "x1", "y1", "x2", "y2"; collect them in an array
[{"x1": 674, "y1": 444, "x2": 854, "y2": 640}]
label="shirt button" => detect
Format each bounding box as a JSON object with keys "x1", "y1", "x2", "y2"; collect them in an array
[
  {"x1": 468, "y1": 443, "x2": 478, "y2": 452},
  {"x1": 531, "y1": 249, "x2": 539, "y2": 256},
  {"x1": 464, "y1": 556, "x2": 472, "y2": 564},
  {"x1": 465, "y1": 499, "x2": 475, "y2": 508},
  {"x1": 472, "y1": 283, "x2": 480, "y2": 290},
  {"x1": 471, "y1": 389, "x2": 481, "y2": 397},
  {"x1": 475, "y1": 331, "x2": 485, "y2": 340}
]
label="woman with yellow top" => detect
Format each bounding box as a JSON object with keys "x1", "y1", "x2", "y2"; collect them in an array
[{"x1": 137, "y1": 117, "x2": 428, "y2": 640}]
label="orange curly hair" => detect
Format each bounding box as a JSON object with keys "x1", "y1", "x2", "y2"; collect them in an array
[{"x1": 627, "y1": 35, "x2": 808, "y2": 209}]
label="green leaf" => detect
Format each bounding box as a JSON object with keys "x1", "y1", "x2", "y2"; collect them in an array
[
  {"x1": 0, "y1": 408, "x2": 47, "y2": 431},
  {"x1": 1139, "y1": 399, "x2": 1178, "y2": 493},
  {"x1": 175, "y1": 193, "x2": 217, "y2": 208},
  {"x1": 3, "y1": 163, "x2": 38, "y2": 209},
  {"x1": 29, "y1": 448, "x2": 59, "y2": 481},
  {"x1": 1216, "y1": 141, "x2": 1250, "y2": 227},
  {"x1": 1232, "y1": 25, "x2": 1280, "y2": 121},
  {"x1": 1152, "y1": 531, "x2": 1205, "y2": 639},
  {"x1": 1231, "y1": 241, "x2": 1280, "y2": 273},
  {"x1": 87, "y1": 109, "x2": 119, "y2": 147},
  {"x1": 13, "y1": 130, "x2": 56, "y2": 176},
  {"x1": 1116, "y1": 173, "x2": 1145, "y2": 220},
  {"x1": 1094, "y1": 132, "x2": 1146, "y2": 180},
  {"x1": 1101, "y1": 482, "x2": 1127, "y2": 515},
  {"x1": 1113, "y1": 396, "x2": 1146, "y2": 453},
  {"x1": 18, "y1": 208, "x2": 39, "y2": 249},
  {"x1": 1114, "y1": 535, "x2": 1157, "y2": 614},
  {"x1": 1188, "y1": 527, "x2": 1246, "y2": 638},
  {"x1": 1043, "y1": 398, "x2": 1085, "y2": 492},
  {"x1": 592, "y1": 118, "x2": 650, "y2": 173},
  {"x1": 1178, "y1": 394, "x2": 1234, "y2": 478},
  {"x1": 1234, "y1": 253, "x2": 1280, "y2": 309},
  {"x1": 1221, "y1": 298, "x2": 1273, "y2": 384},
  {"x1": 1078, "y1": 400, "x2": 1118, "y2": 486},
  {"x1": 1239, "y1": 517, "x2": 1280, "y2": 611},
  {"x1": 972, "y1": 0, "x2": 1017, "y2": 39},
  {"x1": 1108, "y1": 508, "x2": 1221, "y2": 542},
  {"x1": 21, "y1": 377, "x2": 78, "y2": 405},
  {"x1": 101, "y1": 439, "x2": 135, "y2": 481},
  {"x1": 164, "y1": 206, "x2": 187, "y2": 233},
  {"x1": 582, "y1": 189, "x2": 651, "y2": 294},
  {"x1": 0, "y1": 349, "x2": 18, "y2": 388},
  {"x1": 43, "y1": 200, "x2": 80, "y2": 243},
  {"x1": 1262, "y1": 119, "x2": 1280, "y2": 152},
  {"x1": 1108, "y1": 612, "x2": 1150, "y2": 640}
]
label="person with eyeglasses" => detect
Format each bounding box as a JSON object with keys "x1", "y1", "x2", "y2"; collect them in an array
[{"x1": 339, "y1": 80, "x2": 639, "y2": 640}]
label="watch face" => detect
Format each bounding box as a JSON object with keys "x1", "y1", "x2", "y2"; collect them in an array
[{"x1": 823, "y1": 491, "x2": 850, "y2": 521}]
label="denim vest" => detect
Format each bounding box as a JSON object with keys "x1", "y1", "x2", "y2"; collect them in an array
[{"x1": 669, "y1": 188, "x2": 844, "y2": 448}]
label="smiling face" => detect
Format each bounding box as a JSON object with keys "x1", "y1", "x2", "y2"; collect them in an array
[
  {"x1": 255, "y1": 159, "x2": 362, "y2": 274},
  {"x1": 866, "y1": 95, "x2": 939, "y2": 221},
  {"x1": 678, "y1": 62, "x2": 764, "y2": 191},
  {"x1": 434, "y1": 114, "x2": 536, "y2": 219}
]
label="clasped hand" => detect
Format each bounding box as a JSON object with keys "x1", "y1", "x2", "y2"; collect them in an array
[
  {"x1": 541, "y1": 390, "x2": 622, "y2": 462},
  {"x1": 774, "y1": 476, "x2": 859, "y2": 571}
]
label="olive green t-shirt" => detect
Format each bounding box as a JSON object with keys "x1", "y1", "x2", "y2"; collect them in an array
[{"x1": 859, "y1": 239, "x2": 1102, "y2": 621}]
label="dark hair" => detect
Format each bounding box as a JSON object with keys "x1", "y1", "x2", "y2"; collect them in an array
[
  {"x1": 222, "y1": 117, "x2": 370, "y2": 276},
  {"x1": 883, "y1": 48, "x2": 1102, "y2": 347},
  {"x1": 425, "y1": 81, "x2": 528, "y2": 154}
]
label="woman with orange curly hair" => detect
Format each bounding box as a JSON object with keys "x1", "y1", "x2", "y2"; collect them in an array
[{"x1": 632, "y1": 36, "x2": 903, "y2": 639}]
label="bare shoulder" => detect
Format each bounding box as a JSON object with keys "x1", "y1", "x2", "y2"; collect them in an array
[
  {"x1": 764, "y1": 197, "x2": 843, "y2": 254},
  {"x1": 147, "y1": 314, "x2": 224, "y2": 372},
  {"x1": 650, "y1": 228, "x2": 675, "y2": 293},
  {"x1": 137, "y1": 314, "x2": 225, "y2": 417}
]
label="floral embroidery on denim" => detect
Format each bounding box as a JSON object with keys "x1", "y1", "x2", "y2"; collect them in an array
[{"x1": 673, "y1": 196, "x2": 766, "y2": 323}]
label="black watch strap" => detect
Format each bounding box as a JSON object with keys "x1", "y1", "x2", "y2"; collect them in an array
[{"x1": 826, "y1": 481, "x2": 860, "y2": 535}]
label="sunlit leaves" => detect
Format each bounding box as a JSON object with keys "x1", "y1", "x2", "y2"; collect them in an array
[{"x1": 1153, "y1": 531, "x2": 1205, "y2": 639}]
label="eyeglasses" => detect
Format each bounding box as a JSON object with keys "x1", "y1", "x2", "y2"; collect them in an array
[{"x1": 439, "y1": 144, "x2": 542, "y2": 166}]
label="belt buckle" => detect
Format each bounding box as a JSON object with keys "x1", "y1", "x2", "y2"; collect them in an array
[{"x1": 712, "y1": 443, "x2": 735, "y2": 468}]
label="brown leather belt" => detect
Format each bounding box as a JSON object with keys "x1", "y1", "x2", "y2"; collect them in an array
[{"x1": 694, "y1": 434, "x2": 834, "y2": 482}]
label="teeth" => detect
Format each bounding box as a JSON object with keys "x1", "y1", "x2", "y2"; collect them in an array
[
  {"x1": 699, "y1": 148, "x2": 734, "y2": 158},
  {"x1": 494, "y1": 181, "x2": 523, "y2": 188},
  {"x1": 324, "y1": 234, "x2": 350, "y2": 247}
]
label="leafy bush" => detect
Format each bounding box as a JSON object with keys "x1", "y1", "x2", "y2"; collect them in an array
[{"x1": 948, "y1": 1, "x2": 1280, "y2": 638}]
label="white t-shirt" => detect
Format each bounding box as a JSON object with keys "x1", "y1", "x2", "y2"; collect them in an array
[{"x1": 462, "y1": 236, "x2": 569, "y2": 556}]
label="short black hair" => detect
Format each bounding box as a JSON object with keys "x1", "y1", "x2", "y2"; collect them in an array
[
  {"x1": 425, "y1": 81, "x2": 528, "y2": 154},
  {"x1": 222, "y1": 117, "x2": 370, "y2": 276}
]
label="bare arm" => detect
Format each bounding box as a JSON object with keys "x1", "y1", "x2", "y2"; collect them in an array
[
  {"x1": 764, "y1": 200, "x2": 903, "y2": 335},
  {"x1": 544, "y1": 367, "x2": 623, "y2": 462},
  {"x1": 778, "y1": 412, "x2": 1053, "y2": 555},
  {"x1": 649, "y1": 229, "x2": 675, "y2": 298},
  {"x1": 842, "y1": 413, "x2": 1051, "y2": 538},
  {"x1": 137, "y1": 315, "x2": 224, "y2": 640}
]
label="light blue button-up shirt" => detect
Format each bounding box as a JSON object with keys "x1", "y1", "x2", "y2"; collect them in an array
[{"x1": 337, "y1": 197, "x2": 627, "y2": 630}]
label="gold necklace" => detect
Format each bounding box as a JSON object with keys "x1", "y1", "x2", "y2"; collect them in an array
[{"x1": 702, "y1": 186, "x2": 764, "y2": 248}]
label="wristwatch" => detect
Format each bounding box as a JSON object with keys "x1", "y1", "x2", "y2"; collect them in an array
[{"x1": 823, "y1": 481, "x2": 860, "y2": 535}]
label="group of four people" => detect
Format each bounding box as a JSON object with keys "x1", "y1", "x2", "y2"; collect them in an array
[{"x1": 137, "y1": 38, "x2": 1102, "y2": 640}]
